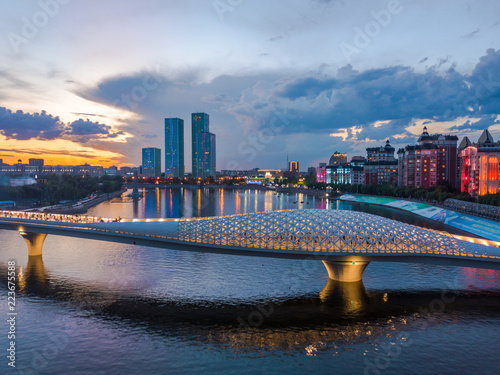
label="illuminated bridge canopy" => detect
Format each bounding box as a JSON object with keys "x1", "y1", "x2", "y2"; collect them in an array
[
  {"x1": 1, "y1": 209, "x2": 499, "y2": 282},
  {"x1": 175, "y1": 209, "x2": 499, "y2": 259}
]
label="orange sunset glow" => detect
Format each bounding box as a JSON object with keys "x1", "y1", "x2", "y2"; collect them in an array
[{"x1": 0, "y1": 137, "x2": 125, "y2": 167}]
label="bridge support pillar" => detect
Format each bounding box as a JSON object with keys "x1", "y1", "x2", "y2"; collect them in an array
[
  {"x1": 322, "y1": 260, "x2": 370, "y2": 282},
  {"x1": 20, "y1": 232, "x2": 47, "y2": 257}
]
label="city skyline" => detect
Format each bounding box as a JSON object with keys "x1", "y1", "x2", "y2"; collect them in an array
[{"x1": 1, "y1": 1, "x2": 500, "y2": 171}]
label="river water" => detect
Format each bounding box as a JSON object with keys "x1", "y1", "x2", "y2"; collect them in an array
[{"x1": 1, "y1": 188, "x2": 499, "y2": 375}]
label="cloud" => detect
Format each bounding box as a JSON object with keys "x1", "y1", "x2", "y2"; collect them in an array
[
  {"x1": 70, "y1": 49, "x2": 500, "y2": 168},
  {"x1": 74, "y1": 69, "x2": 167, "y2": 111},
  {"x1": 71, "y1": 112, "x2": 107, "y2": 118},
  {"x1": 463, "y1": 28, "x2": 480, "y2": 38},
  {"x1": 469, "y1": 48, "x2": 500, "y2": 106},
  {"x1": 0, "y1": 107, "x2": 123, "y2": 144},
  {"x1": 268, "y1": 35, "x2": 285, "y2": 42},
  {"x1": 0, "y1": 107, "x2": 64, "y2": 140},
  {"x1": 66, "y1": 119, "x2": 111, "y2": 135},
  {"x1": 0, "y1": 72, "x2": 31, "y2": 88},
  {"x1": 449, "y1": 115, "x2": 500, "y2": 131},
  {"x1": 0, "y1": 147, "x2": 101, "y2": 158},
  {"x1": 221, "y1": 48, "x2": 500, "y2": 142},
  {"x1": 64, "y1": 119, "x2": 124, "y2": 144}
]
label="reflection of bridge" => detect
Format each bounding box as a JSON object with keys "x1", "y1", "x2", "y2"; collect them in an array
[
  {"x1": 1, "y1": 209, "x2": 500, "y2": 282},
  {"x1": 4, "y1": 257, "x2": 499, "y2": 354}
]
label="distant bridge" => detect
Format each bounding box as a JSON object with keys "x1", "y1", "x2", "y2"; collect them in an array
[{"x1": 1, "y1": 209, "x2": 499, "y2": 282}]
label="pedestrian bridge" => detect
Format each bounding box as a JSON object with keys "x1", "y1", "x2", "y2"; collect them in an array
[{"x1": 1, "y1": 209, "x2": 499, "y2": 282}]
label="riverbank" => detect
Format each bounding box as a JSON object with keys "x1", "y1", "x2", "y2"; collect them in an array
[
  {"x1": 275, "y1": 186, "x2": 330, "y2": 197},
  {"x1": 123, "y1": 183, "x2": 334, "y2": 197},
  {"x1": 32, "y1": 188, "x2": 127, "y2": 215},
  {"x1": 340, "y1": 194, "x2": 500, "y2": 242},
  {"x1": 122, "y1": 183, "x2": 271, "y2": 191}
]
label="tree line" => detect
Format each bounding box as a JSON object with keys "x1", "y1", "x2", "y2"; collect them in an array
[
  {"x1": 0, "y1": 174, "x2": 123, "y2": 207},
  {"x1": 305, "y1": 179, "x2": 500, "y2": 205}
]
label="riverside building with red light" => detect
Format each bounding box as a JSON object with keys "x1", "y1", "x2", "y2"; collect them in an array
[{"x1": 460, "y1": 130, "x2": 500, "y2": 197}]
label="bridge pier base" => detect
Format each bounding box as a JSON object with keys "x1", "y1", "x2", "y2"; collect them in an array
[
  {"x1": 20, "y1": 232, "x2": 47, "y2": 257},
  {"x1": 322, "y1": 260, "x2": 370, "y2": 282}
]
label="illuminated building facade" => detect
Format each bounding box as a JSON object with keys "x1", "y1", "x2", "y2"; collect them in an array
[
  {"x1": 142, "y1": 148, "x2": 161, "y2": 177},
  {"x1": 365, "y1": 140, "x2": 398, "y2": 185},
  {"x1": 329, "y1": 152, "x2": 347, "y2": 166},
  {"x1": 289, "y1": 161, "x2": 299, "y2": 173},
  {"x1": 325, "y1": 164, "x2": 363, "y2": 185},
  {"x1": 165, "y1": 117, "x2": 185, "y2": 178},
  {"x1": 350, "y1": 156, "x2": 366, "y2": 167},
  {"x1": 457, "y1": 136, "x2": 472, "y2": 189},
  {"x1": 460, "y1": 130, "x2": 500, "y2": 197},
  {"x1": 398, "y1": 127, "x2": 458, "y2": 188},
  {"x1": 351, "y1": 166, "x2": 365, "y2": 185},
  {"x1": 246, "y1": 169, "x2": 282, "y2": 185},
  {"x1": 28, "y1": 159, "x2": 45, "y2": 174},
  {"x1": 192, "y1": 113, "x2": 216, "y2": 179},
  {"x1": 316, "y1": 163, "x2": 326, "y2": 183}
]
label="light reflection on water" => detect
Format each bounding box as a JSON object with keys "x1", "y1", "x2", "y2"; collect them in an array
[{"x1": 0, "y1": 188, "x2": 499, "y2": 375}]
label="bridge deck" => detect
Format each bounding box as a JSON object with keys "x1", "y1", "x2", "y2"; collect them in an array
[{"x1": 1, "y1": 210, "x2": 499, "y2": 271}]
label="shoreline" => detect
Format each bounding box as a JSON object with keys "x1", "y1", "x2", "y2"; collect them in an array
[
  {"x1": 122, "y1": 183, "x2": 331, "y2": 197},
  {"x1": 122, "y1": 183, "x2": 271, "y2": 191},
  {"x1": 53, "y1": 184, "x2": 499, "y2": 240},
  {"x1": 32, "y1": 188, "x2": 127, "y2": 215},
  {"x1": 339, "y1": 193, "x2": 500, "y2": 242}
]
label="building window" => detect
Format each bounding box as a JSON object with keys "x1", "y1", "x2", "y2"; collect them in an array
[{"x1": 488, "y1": 157, "x2": 498, "y2": 181}]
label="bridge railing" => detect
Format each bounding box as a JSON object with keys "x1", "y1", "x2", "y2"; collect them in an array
[{"x1": 0, "y1": 210, "x2": 116, "y2": 224}]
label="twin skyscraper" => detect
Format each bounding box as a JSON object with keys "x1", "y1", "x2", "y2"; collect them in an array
[{"x1": 164, "y1": 112, "x2": 216, "y2": 179}]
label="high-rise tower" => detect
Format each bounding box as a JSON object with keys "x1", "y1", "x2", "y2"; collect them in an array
[
  {"x1": 142, "y1": 147, "x2": 161, "y2": 177},
  {"x1": 165, "y1": 118, "x2": 184, "y2": 178},
  {"x1": 191, "y1": 113, "x2": 216, "y2": 179}
]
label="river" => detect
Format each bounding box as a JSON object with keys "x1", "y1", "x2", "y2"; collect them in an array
[{"x1": 1, "y1": 188, "x2": 499, "y2": 374}]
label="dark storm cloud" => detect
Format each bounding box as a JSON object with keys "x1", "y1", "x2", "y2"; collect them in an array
[
  {"x1": 269, "y1": 65, "x2": 470, "y2": 132},
  {"x1": 468, "y1": 49, "x2": 500, "y2": 113},
  {"x1": 65, "y1": 119, "x2": 124, "y2": 143},
  {"x1": 0, "y1": 107, "x2": 121, "y2": 143},
  {"x1": 449, "y1": 115, "x2": 500, "y2": 132},
  {"x1": 355, "y1": 119, "x2": 416, "y2": 143},
  {"x1": 75, "y1": 70, "x2": 166, "y2": 110},
  {"x1": 275, "y1": 77, "x2": 337, "y2": 99},
  {"x1": 0, "y1": 107, "x2": 64, "y2": 140},
  {"x1": 67, "y1": 119, "x2": 112, "y2": 136},
  {"x1": 223, "y1": 49, "x2": 500, "y2": 140},
  {"x1": 74, "y1": 49, "x2": 500, "y2": 148}
]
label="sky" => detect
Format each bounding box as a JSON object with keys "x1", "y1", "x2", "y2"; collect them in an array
[{"x1": 0, "y1": 0, "x2": 500, "y2": 172}]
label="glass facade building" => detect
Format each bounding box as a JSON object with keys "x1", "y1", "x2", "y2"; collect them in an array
[
  {"x1": 142, "y1": 147, "x2": 161, "y2": 177},
  {"x1": 192, "y1": 113, "x2": 216, "y2": 178},
  {"x1": 164, "y1": 118, "x2": 185, "y2": 178}
]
